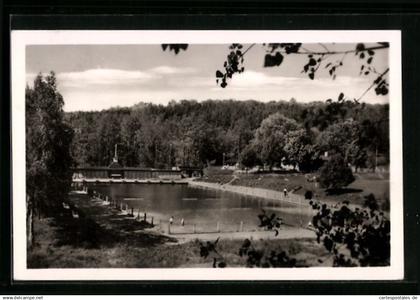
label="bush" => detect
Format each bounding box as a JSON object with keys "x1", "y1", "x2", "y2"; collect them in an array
[
  {"x1": 304, "y1": 190, "x2": 313, "y2": 200},
  {"x1": 319, "y1": 154, "x2": 355, "y2": 190}
]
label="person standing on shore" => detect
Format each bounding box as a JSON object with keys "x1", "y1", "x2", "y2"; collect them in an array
[
  {"x1": 283, "y1": 188, "x2": 288, "y2": 197},
  {"x1": 169, "y1": 216, "x2": 174, "y2": 225}
]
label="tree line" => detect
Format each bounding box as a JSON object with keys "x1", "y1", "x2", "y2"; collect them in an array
[{"x1": 66, "y1": 98, "x2": 389, "y2": 174}]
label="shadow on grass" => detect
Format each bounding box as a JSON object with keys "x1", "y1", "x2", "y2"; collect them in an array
[
  {"x1": 51, "y1": 204, "x2": 175, "y2": 249},
  {"x1": 325, "y1": 188, "x2": 363, "y2": 196},
  {"x1": 52, "y1": 212, "x2": 118, "y2": 249}
]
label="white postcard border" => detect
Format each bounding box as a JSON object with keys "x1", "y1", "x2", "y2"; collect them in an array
[{"x1": 11, "y1": 30, "x2": 403, "y2": 281}]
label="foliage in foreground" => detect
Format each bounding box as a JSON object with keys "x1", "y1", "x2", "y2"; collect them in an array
[
  {"x1": 310, "y1": 194, "x2": 390, "y2": 267},
  {"x1": 197, "y1": 196, "x2": 390, "y2": 268},
  {"x1": 197, "y1": 210, "x2": 296, "y2": 268}
]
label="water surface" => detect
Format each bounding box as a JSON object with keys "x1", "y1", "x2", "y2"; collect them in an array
[{"x1": 91, "y1": 183, "x2": 313, "y2": 232}]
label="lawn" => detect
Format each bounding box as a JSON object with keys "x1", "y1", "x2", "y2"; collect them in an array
[{"x1": 201, "y1": 167, "x2": 390, "y2": 209}]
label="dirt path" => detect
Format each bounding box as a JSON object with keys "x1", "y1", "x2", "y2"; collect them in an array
[{"x1": 167, "y1": 226, "x2": 316, "y2": 244}]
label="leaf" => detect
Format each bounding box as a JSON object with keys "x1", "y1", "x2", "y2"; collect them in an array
[
  {"x1": 242, "y1": 238, "x2": 251, "y2": 248},
  {"x1": 179, "y1": 44, "x2": 188, "y2": 50},
  {"x1": 367, "y1": 57, "x2": 373, "y2": 64},
  {"x1": 161, "y1": 44, "x2": 168, "y2": 51},
  {"x1": 220, "y1": 81, "x2": 227, "y2": 88},
  {"x1": 264, "y1": 52, "x2": 284, "y2": 67},
  {"x1": 324, "y1": 237, "x2": 334, "y2": 252},
  {"x1": 308, "y1": 58, "x2": 317, "y2": 66},
  {"x1": 356, "y1": 43, "x2": 365, "y2": 53},
  {"x1": 216, "y1": 70, "x2": 224, "y2": 78},
  {"x1": 338, "y1": 93, "x2": 344, "y2": 101},
  {"x1": 308, "y1": 73, "x2": 314, "y2": 80}
]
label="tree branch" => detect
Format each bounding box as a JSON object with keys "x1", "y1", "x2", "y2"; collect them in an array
[
  {"x1": 319, "y1": 43, "x2": 330, "y2": 52},
  {"x1": 241, "y1": 43, "x2": 256, "y2": 57},
  {"x1": 280, "y1": 44, "x2": 389, "y2": 56},
  {"x1": 356, "y1": 68, "x2": 390, "y2": 102}
]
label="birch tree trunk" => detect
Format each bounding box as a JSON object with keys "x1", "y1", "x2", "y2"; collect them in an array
[{"x1": 26, "y1": 195, "x2": 34, "y2": 249}]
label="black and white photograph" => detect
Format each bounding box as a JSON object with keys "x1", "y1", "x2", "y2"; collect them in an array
[{"x1": 11, "y1": 30, "x2": 403, "y2": 281}]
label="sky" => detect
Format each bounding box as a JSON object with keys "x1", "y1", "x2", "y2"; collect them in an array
[{"x1": 26, "y1": 43, "x2": 389, "y2": 112}]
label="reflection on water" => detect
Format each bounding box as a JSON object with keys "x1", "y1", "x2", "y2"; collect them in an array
[{"x1": 91, "y1": 183, "x2": 313, "y2": 229}]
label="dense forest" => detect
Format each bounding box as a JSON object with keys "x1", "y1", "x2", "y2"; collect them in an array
[{"x1": 66, "y1": 99, "x2": 389, "y2": 172}]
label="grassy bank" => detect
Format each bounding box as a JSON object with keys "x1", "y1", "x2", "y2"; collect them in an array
[
  {"x1": 200, "y1": 167, "x2": 389, "y2": 208},
  {"x1": 28, "y1": 217, "x2": 328, "y2": 268},
  {"x1": 28, "y1": 193, "x2": 328, "y2": 268}
]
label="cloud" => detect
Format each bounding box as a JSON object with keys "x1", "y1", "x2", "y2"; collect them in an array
[
  {"x1": 58, "y1": 68, "x2": 158, "y2": 88},
  {"x1": 228, "y1": 70, "x2": 367, "y2": 89},
  {"x1": 149, "y1": 66, "x2": 196, "y2": 75},
  {"x1": 27, "y1": 66, "x2": 198, "y2": 90},
  {"x1": 26, "y1": 69, "x2": 157, "y2": 89}
]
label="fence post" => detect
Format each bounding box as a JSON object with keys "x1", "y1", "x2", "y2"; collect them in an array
[
  {"x1": 240, "y1": 221, "x2": 243, "y2": 232},
  {"x1": 144, "y1": 212, "x2": 147, "y2": 221},
  {"x1": 193, "y1": 224, "x2": 196, "y2": 233},
  {"x1": 151, "y1": 217, "x2": 154, "y2": 225},
  {"x1": 217, "y1": 221, "x2": 220, "y2": 233},
  {"x1": 168, "y1": 222, "x2": 171, "y2": 234}
]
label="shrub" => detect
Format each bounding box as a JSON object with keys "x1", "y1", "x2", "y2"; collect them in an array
[
  {"x1": 319, "y1": 154, "x2": 355, "y2": 190},
  {"x1": 304, "y1": 190, "x2": 313, "y2": 200}
]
